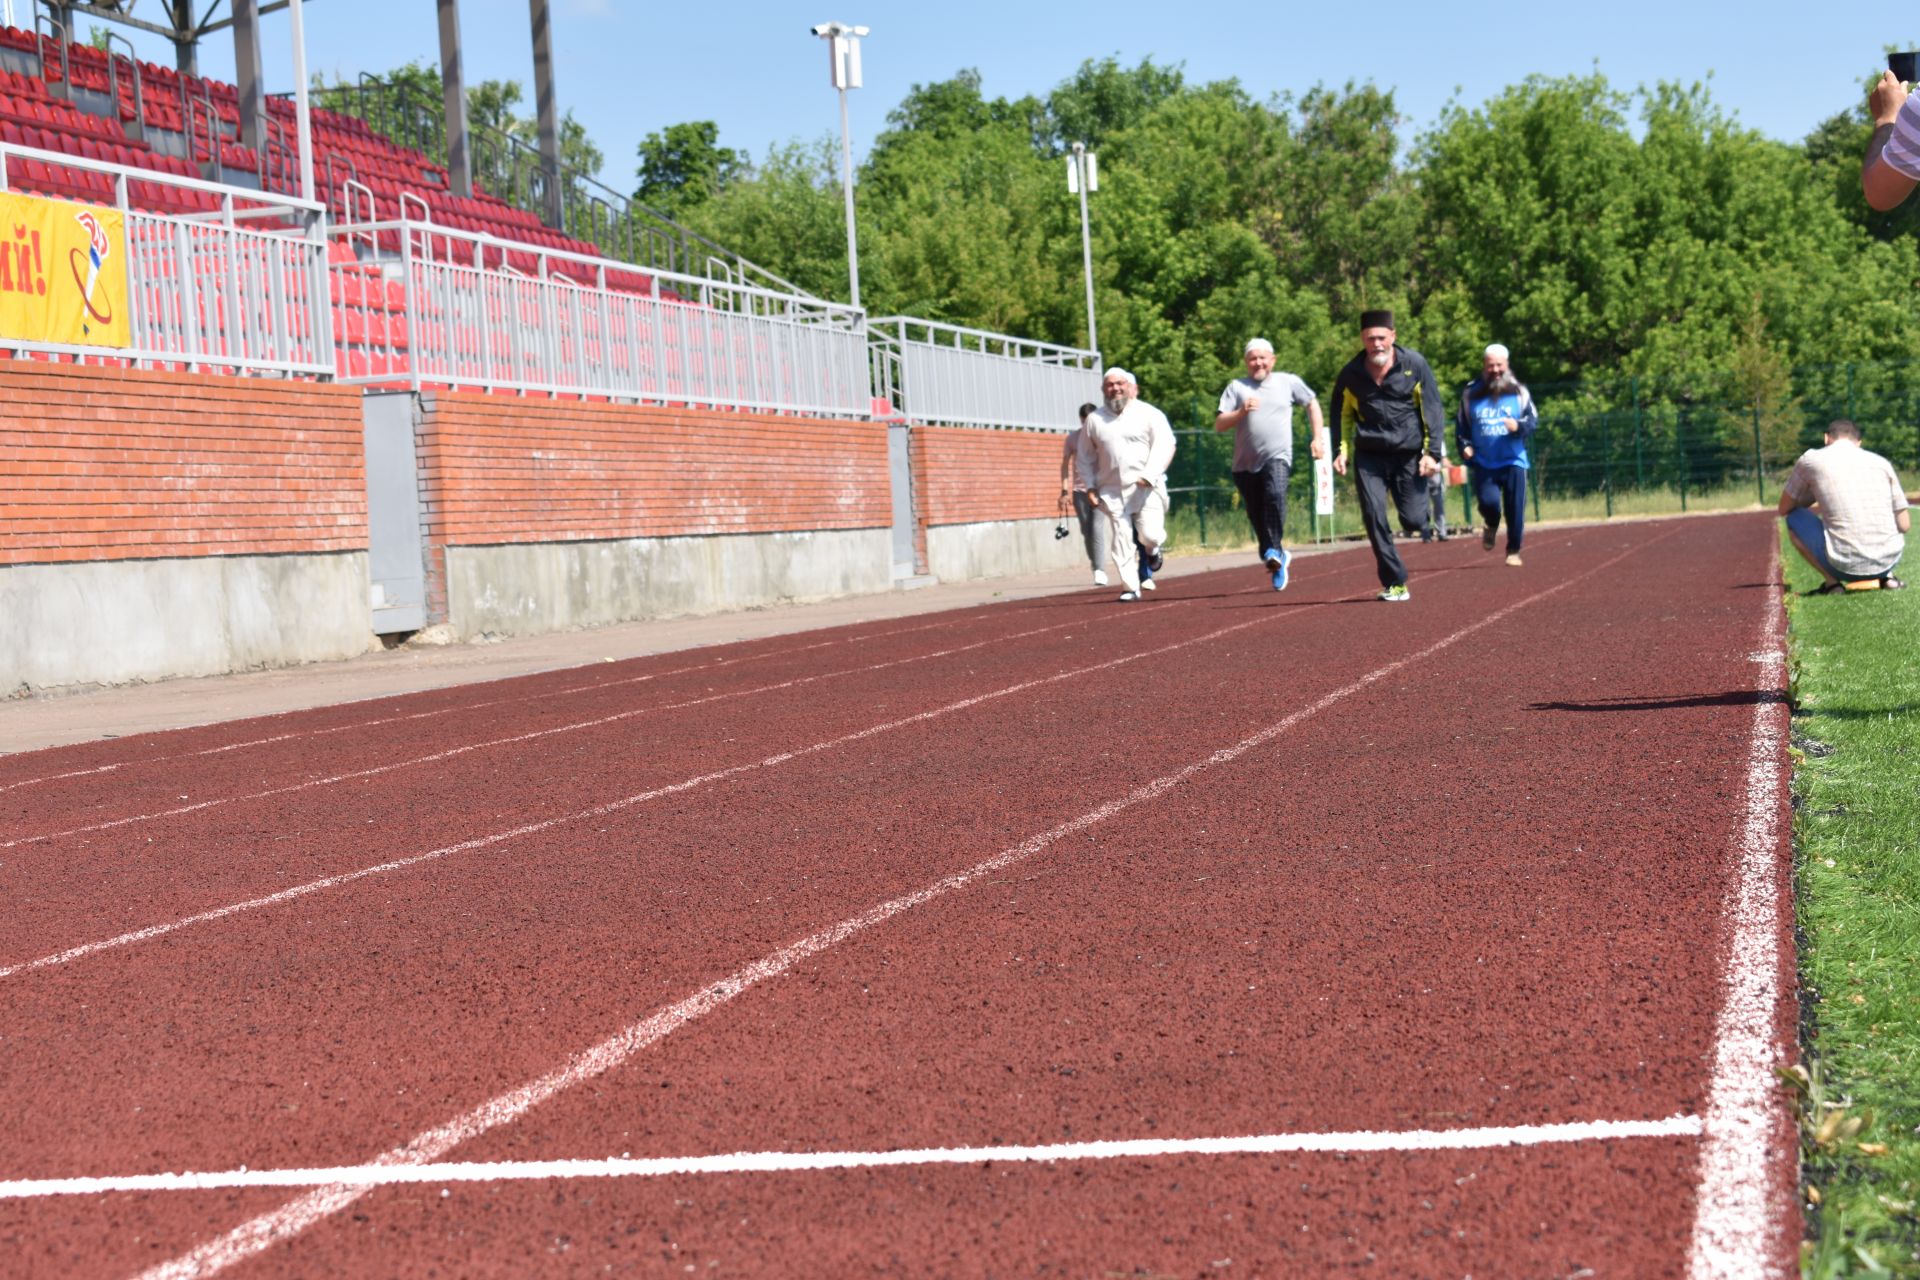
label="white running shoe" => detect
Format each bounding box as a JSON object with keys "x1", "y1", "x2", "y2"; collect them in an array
[
  {"x1": 1140, "y1": 577, "x2": 1156, "y2": 591},
  {"x1": 1117, "y1": 590, "x2": 1140, "y2": 602},
  {"x1": 1093, "y1": 569, "x2": 1109, "y2": 586}
]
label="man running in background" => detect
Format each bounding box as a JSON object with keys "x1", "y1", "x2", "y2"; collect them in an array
[
  {"x1": 1330, "y1": 310, "x2": 1446, "y2": 601},
  {"x1": 1064, "y1": 402, "x2": 1157, "y2": 591},
  {"x1": 1084, "y1": 368, "x2": 1176, "y2": 602},
  {"x1": 1456, "y1": 343, "x2": 1539, "y2": 566},
  {"x1": 1215, "y1": 337, "x2": 1326, "y2": 591}
]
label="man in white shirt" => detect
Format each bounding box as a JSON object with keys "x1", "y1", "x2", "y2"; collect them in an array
[
  {"x1": 1084, "y1": 368, "x2": 1177, "y2": 602},
  {"x1": 1861, "y1": 68, "x2": 1920, "y2": 209},
  {"x1": 1060, "y1": 403, "x2": 1108, "y2": 586},
  {"x1": 1777, "y1": 419, "x2": 1910, "y2": 593}
]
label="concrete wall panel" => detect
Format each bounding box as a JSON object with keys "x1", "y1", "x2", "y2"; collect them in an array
[
  {"x1": 445, "y1": 529, "x2": 893, "y2": 640},
  {"x1": 0, "y1": 552, "x2": 375, "y2": 694},
  {"x1": 925, "y1": 517, "x2": 1086, "y2": 583}
]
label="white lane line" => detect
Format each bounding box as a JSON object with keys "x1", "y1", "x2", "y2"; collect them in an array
[
  {"x1": 126, "y1": 526, "x2": 1675, "y2": 1280},
  {"x1": 1, "y1": 1116, "x2": 1704, "y2": 1200},
  {"x1": 0, "y1": 593, "x2": 1311, "y2": 981},
  {"x1": 0, "y1": 617, "x2": 1099, "y2": 851},
  {"x1": 1686, "y1": 537, "x2": 1794, "y2": 1280},
  {"x1": 0, "y1": 616, "x2": 964, "y2": 796}
]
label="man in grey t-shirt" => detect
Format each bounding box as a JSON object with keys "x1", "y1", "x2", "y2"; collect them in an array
[
  {"x1": 1778, "y1": 419, "x2": 1910, "y2": 593},
  {"x1": 1215, "y1": 337, "x2": 1326, "y2": 590}
]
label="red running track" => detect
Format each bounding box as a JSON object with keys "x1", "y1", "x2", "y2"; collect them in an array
[{"x1": 0, "y1": 514, "x2": 1797, "y2": 1279}]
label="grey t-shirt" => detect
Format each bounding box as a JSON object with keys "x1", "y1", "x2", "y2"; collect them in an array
[
  {"x1": 1219, "y1": 372, "x2": 1316, "y2": 471},
  {"x1": 1784, "y1": 443, "x2": 1910, "y2": 575}
]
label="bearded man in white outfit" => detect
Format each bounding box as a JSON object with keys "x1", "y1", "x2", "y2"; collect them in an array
[{"x1": 1084, "y1": 367, "x2": 1177, "y2": 602}]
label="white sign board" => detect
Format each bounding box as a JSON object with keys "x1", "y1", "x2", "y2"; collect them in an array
[{"x1": 1314, "y1": 455, "x2": 1335, "y2": 517}]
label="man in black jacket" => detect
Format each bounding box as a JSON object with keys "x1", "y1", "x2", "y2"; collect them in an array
[{"x1": 1330, "y1": 310, "x2": 1446, "y2": 601}]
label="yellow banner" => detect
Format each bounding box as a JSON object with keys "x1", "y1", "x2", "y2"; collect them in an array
[{"x1": 0, "y1": 190, "x2": 131, "y2": 349}]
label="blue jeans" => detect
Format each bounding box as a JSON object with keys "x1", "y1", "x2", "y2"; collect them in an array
[{"x1": 1784, "y1": 506, "x2": 1896, "y2": 581}]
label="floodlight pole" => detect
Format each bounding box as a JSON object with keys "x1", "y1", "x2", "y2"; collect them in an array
[
  {"x1": 289, "y1": 0, "x2": 314, "y2": 204},
  {"x1": 812, "y1": 22, "x2": 867, "y2": 311},
  {"x1": 1070, "y1": 141, "x2": 1097, "y2": 355}
]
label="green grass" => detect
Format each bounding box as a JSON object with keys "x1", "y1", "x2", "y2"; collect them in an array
[
  {"x1": 1784, "y1": 525, "x2": 1920, "y2": 1277},
  {"x1": 1533, "y1": 479, "x2": 1772, "y2": 522}
]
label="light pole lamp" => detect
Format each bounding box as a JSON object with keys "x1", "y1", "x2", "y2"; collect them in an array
[
  {"x1": 1068, "y1": 142, "x2": 1098, "y2": 355},
  {"x1": 810, "y1": 20, "x2": 867, "y2": 310}
]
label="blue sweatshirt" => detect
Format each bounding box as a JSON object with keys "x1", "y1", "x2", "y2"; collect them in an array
[{"x1": 1455, "y1": 379, "x2": 1538, "y2": 471}]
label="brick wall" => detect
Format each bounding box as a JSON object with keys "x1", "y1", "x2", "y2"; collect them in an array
[
  {"x1": 415, "y1": 394, "x2": 893, "y2": 622},
  {"x1": 910, "y1": 425, "x2": 1067, "y2": 527},
  {"x1": 416, "y1": 395, "x2": 892, "y2": 544},
  {"x1": 0, "y1": 362, "x2": 367, "y2": 566}
]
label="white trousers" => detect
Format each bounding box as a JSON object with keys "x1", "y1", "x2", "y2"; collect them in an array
[{"x1": 1100, "y1": 484, "x2": 1168, "y2": 593}]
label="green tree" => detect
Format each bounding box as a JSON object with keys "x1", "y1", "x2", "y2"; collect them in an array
[{"x1": 635, "y1": 121, "x2": 744, "y2": 214}]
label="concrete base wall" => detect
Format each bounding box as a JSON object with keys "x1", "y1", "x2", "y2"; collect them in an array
[
  {"x1": 445, "y1": 528, "x2": 894, "y2": 640},
  {"x1": 0, "y1": 552, "x2": 376, "y2": 694},
  {"x1": 925, "y1": 517, "x2": 1089, "y2": 583}
]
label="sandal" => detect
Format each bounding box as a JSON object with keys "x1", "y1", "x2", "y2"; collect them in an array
[
  {"x1": 1882, "y1": 576, "x2": 1907, "y2": 591},
  {"x1": 1812, "y1": 581, "x2": 1847, "y2": 595}
]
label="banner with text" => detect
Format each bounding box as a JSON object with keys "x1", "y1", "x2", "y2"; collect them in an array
[{"x1": 0, "y1": 191, "x2": 131, "y2": 349}]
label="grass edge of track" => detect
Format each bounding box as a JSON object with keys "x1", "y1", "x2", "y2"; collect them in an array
[{"x1": 1784, "y1": 524, "x2": 1920, "y2": 1278}]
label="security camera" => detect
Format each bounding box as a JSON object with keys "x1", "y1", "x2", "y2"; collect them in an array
[{"x1": 811, "y1": 22, "x2": 832, "y2": 35}]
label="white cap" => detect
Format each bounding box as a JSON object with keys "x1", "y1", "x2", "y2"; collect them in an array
[
  {"x1": 1104, "y1": 367, "x2": 1136, "y2": 385},
  {"x1": 1243, "y1": 337, "x2": 1274, "y2": 356},
  {"x1": 1484, "y1": 343, "x2": 1510, "y2": 360}
]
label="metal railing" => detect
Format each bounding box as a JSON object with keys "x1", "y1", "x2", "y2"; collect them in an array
[
  {"x1": 311, "y1": 76, "x2": 812, "y2": 299},
  {"x1": 329, "y1": 216, "x2": 870, "y2": 416},
  {"x1": 869, "y1": 316, "x2": 1101, "y2": 432},
  {"x1": 0, "y1": 142, "x2": 333, "y2": 376}
]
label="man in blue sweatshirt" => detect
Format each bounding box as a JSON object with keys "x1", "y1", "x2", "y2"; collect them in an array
[{"x1": 1455, "y1": 344, "x2": 1539, "y2": 566}]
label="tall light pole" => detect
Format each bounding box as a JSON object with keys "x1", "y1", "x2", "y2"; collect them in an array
[
  {"x1": 1068, "y1": 142, "x2": 1098, "y2": 354},
  {"x1": 811, "y1": 21, "x2": 867, "y2": 310}
]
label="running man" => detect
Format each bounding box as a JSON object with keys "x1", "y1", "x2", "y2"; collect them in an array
[
  {"x1": 1215, "y1": 337, "x2": 1326, "y2": 591},
  {"x1": 1083, "y1": 368, "x2": 1176, "y2": 602},
  {"x1": 1455, "y1": 343, "x2": 1539, "y2": 566},
  {"x1": 1329, "y1": 310, "x2": 1446, "y2": 601}
]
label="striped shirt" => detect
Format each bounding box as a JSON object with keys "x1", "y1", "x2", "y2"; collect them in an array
[
  {"x1": 1783, "y1": 443, "x2": 1910, "y2": 576},
  {"x1": 1882, "y1": 92, "x2": 1920, "y2": 179}
]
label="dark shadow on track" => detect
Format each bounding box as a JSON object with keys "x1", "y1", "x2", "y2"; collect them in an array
[{"x1": 1527, "y1": 690, "x2": 1787, "y2": 713}]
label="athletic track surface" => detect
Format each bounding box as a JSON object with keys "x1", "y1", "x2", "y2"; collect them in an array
[{"x1": 0, "y1": 512, "x2": 1797, "y2": 1279}]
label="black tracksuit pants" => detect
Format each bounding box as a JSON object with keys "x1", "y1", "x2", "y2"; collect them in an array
[
  {"x1": 1231, "y1": 458, "x2": 1290, "y2": 561},
  {"x1": 1354, "y1": 449, "x2": 1430, "y2": 588}
]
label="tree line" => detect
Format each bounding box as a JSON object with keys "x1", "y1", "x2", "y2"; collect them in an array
[{"x1": 635, "y1": 58, "x2": 1918, "y2": 422}]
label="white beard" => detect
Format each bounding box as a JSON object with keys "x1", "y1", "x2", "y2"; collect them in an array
[
  {"x1": 1105, "y1": 394, "x2": 1129, "y2": 415},
  {"x1": 1367, "y1": 351, "x2": 1392, "y2": 371}
]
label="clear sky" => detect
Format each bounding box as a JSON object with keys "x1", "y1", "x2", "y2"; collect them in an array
[{"x1": 72, "y1": 1, "x2": 1920, "y2": 191}]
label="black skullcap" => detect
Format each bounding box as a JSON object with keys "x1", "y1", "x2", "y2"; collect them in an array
[{"x1": 1360, "y1": 309, "x2": 1395, "y2": 330}]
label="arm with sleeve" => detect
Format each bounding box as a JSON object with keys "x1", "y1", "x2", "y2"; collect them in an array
[
  {"x1": 1455, "y1": 382, "x2": 1477, "y2": 460},
  {"x1": 1145, "y1": 405, "x2": 1176, "y2": 483},
  {"x1": 1412, "y1": 353, "x2": 1445, "y2": 458},
  {"x1": 1513, "y1": 385, "x2": 1539, "y2": 440}
]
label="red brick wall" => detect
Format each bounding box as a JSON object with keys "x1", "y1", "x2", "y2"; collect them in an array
[
  {"x1": 415, "y1": 395, "x2": 892, "y2": 546},
  {"x1": 0, "y1": 363, "x2": 368, "y2": 566},
  {"x1": 911, "y1": 426, "x2": 1066, "y2": 527}
]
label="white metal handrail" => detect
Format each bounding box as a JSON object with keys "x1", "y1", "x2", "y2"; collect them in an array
[
  {"x1": 0, "y1": 142, "x2": 333, "y2": 376},
  {"x1": 330, "y1": 216, "x2": 871, "y2": 417},
  {"x1": 869, "y1": 315, "x2": 1102, "y2": 432}
]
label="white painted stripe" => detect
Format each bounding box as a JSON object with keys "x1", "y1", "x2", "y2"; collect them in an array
[
  {"x1": 0, "y1": 617, "x2": 1096, "y2": 850},
  {"x1": 0, "y1": 596, "x2": 1306, "y2": 980},
  {"x1": 127, "y1": 527, "x2": 1675, "y2": 1280},
  {"x1": 0, "y1": 1116, "x2": 1703, "y2": 1200},
  {"x1": 1685, "y1": 538, "x2": 1794, "y2": 1280},
  {"x1": 0, "y1": 616, "x2": 960, "y2": 796}
]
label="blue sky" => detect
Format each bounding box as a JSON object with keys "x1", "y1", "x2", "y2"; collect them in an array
[{"x1": 70, "y1": 1, "x2": 1919, "y2": 190}]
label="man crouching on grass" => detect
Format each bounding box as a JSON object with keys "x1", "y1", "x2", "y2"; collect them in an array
[{"x1": 1778, "y1": 419, "x2": 1910, "y2": 594}]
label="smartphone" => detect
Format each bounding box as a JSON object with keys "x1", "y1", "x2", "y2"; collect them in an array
[{"x1": 1891, "y1": 51, "x2": 1920, "y2": 84}]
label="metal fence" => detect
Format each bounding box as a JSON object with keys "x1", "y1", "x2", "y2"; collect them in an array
[
  {"x1": 869, "y1": 316, "x2": 1101, "y2": 432},
  {"x1": 0, "y1": 142, "x2": 333, "y2": 376},
  {"x1": 330, "y1": 218, "x2": 871, "y2": 416}
]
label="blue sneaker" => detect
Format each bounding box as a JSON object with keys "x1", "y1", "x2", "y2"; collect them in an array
[{"x1": 1269, "y1": 548, "x2": 1291, "y2": 592}]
